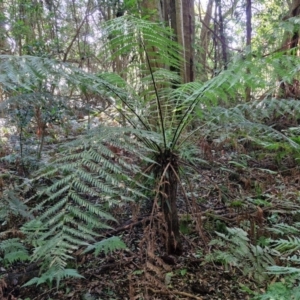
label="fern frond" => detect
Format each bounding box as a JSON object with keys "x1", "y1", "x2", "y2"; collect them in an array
[
  {"x1": 20, "y1": 124, "x2": 153, "y2": 282},
  {"x1": 271, "y1": 237, "x2": 300, "y2": 254},
  {"x1": 206, "y1": 227, "x2": 275, "y2": 283},
  {"x1": 267, "y1": 223, "x2": 300, "y2": 235},
  {"x1": 101, "y1": 15, "x2": 182, "y2": 71},
  {"x1": 23, "y1": 267, "x2": 84, "y2": 289},
  {"x1": 84, "y1": 236, "x2": 127, "y2": 256},
  {"x1": 267, "y1": 265, "x2": 300, "y2": 275},
  {"x1": 0, "y1": 238, "x2": 30, "y2": 265}
]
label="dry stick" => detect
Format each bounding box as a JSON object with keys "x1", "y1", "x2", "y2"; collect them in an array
[
  {"x1": 148, "y1": 287, "x2": 203, "y2": 300},
  {"x1": 105, "y1": 216, "x2": 151, "y2": 237}
]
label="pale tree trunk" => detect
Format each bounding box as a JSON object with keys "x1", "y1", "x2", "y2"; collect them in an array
[
  {"x1": 245, "y1": 0, "x2": 252, "y2": 101},
  {"x1": 141, "y1": 0, "x2": 163, "y2": 70},
  {"x1": 0, "y1": 2, "x2": 10, "y2": 55},
  {"x1": 161, "y1": 0, "x2": 195, "y2": 83},
  {"x1": 140, "y1": 0, "x2": 195, "y2": 82},
  {"x1": 197, "y1": 0, "x2": 214, "y2": 81},
  {"x1": 216, "y1": 0, "x2": 227, "y2": 69},
  {"x1": 0, "y1": 0, "x2": 7, "y2": 104},
  {"x1": 182, "y1": 0, "x2": 195, "y2": 82}
]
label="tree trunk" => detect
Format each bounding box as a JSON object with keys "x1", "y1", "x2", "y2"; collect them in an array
[
  {"x1": 245, "y1": 0, "x2": 252, "y2": 101},
  {"x1": 182, "y1": 0, "x2": 195, "y2": 82},
  {"x1": 277, "y1": 0, "x2": 300, "y2": 99},
  {"x1": 198, "y1": 0, "x2": 214, "y2": 81},
  {"x1": 216, "y1": 0, "x2": 227, "y2": 69},
  {"x1": 160, "y1": 152, "x2": 182, "y2": 255},
  {"x1": 160, "y1": 0, "x2": 195, "y2": 83}
]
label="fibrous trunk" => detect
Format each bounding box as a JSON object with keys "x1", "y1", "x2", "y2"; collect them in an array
[
  {"x1": 162, "y1": 168, "x2": 182, "y2": 254},
  {"x1": 157, "y1": 151, "x2": 182, "y2": 255}
]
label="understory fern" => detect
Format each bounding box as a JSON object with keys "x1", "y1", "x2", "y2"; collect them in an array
[
  {"x1": 205, "y1": 227, "x2": 276, "y2": 283},
  {"x1": 196, "y1": 98, "x2": 300, "y2": 155},
  {"x1": 252, "y1": 222, "x2": 300, "y2": 300},
  {"x1": 0, "y1": 238, "x2": 30, "y2": 266},
  {"x1": 23, "y1": 268, "x2": 84, "y2": 289},
  {"x1": 0, "y1": 188, "x2": 33, "y2": 225},
  {"x1": 84, "y1": 236, "x2": 127, "y2": 256}
]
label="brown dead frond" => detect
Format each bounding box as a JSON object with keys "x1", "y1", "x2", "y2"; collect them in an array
[{"x1": 0, "y1": 278, "x2": 7, "y2": 299}]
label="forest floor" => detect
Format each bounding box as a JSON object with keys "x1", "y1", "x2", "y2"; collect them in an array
[{"x1": 1, "y1": 118, "x2": 300, "y2": 300}]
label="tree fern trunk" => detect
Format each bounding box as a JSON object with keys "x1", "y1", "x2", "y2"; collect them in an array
[{"x1": 162, "y1": 169, "x2": 182, "y2": 255}]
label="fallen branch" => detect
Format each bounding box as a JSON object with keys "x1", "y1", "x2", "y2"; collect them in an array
[
  {"x1": 105, "y1": 216, "x2": 151, "y2": 237},
  {"x1": 148, "y1": 287, "x2": 203, "y2": 300}
]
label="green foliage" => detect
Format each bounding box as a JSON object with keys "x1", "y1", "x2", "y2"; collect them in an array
[
  {"x1": 20, "y1": 126, "x2": 149, "y2": 284},
  {"x1": 0, "y1": 12, "x2": 300, "y2": 294},
  {"x1": 0, "y1": 15, "x2": 184, "y2": 286},
  {"x1": 84, "y1": 236, "x2": 126, "y2": 256},
  {"x1": 0, "y1": 238, "x2": 30, "y2": 266},
  {"x1": 0, "y1": 188, "x2": 33, "y2": 224},
  {"x1": 23, "y1": 267, "x2": 84, "y2": 289},
  {"x1": 249, "y1": 222, "x2": 300, "y2": 299},
  {"x1": 252, "y1": 277, "x2": 300, "y2": 300},
  {"x1": 205, "y1": 227, "x2": 276, "y2": 283}
]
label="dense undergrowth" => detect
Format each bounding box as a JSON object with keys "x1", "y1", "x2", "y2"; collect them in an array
[
  {"x1": 0, "y1": 15, "x2": 300, "y2": 300},
  {"x1": 1, "y1": 129, "x2": 300, "y2": 299}
]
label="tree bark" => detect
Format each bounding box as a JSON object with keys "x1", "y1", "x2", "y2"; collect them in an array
[
  {"x1": 198, "y1": 0, "x2": 214, "y2": 81},
  {"x1": 216, "y1": 0, "x2": 227, "y2": 69},
  {"x1": 160, "y1": 153, "x2": 182, "y2": 255},
  {"x1": 160, "y1": 0, "x2": 195, "y2": 83},
  {"x1": 277, "y1": 0, "x2": 300, "y2": 99},
  {"x1": 245, "y1": 0, "x2": 252, "y2": 101}
]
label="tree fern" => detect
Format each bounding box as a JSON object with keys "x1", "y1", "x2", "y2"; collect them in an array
[{"x1": 0, "y1": 14, "x2": 299, "y2": 287}]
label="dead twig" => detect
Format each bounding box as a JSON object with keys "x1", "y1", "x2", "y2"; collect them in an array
[{"x1": 148, "y1": 287, "x2": 203, "y2": 300}]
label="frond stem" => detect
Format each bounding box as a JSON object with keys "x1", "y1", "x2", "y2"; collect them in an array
[
  {"x1": 140, "y1": 40, "x2": 167, "y2": 149},
  {"x1": 171, "y1": 80, "x2": 214, "y2": 148}
]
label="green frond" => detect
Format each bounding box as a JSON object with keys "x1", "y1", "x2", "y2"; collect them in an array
[
  {"x1": 38, "y1": 198, "x2": 68, "y2": 222},
  {"x1": 23, "y1": 267, "x2": 84, "y2": 289},
  {"x1": 18, "y1": 123, "x2": 152, "y2": 281},
  {"x1": 84, "y1": 236, "x2": 127, "y2": 256},
  {"x1": 0, "y1": 238, "x2": 30, "y2": 265},
  {"x1": 206, "y1": 227, "x2": 275, "y2": 283},
  {"x1": 67, "y1": 205, "x2": 114, "y2": 226},
  {"x1": 0, "y1": 189, "x2": 33, "y2": 221},
  {"x1": 101, "y1": 15, "x2": 182, "y2": 71},
  {"x1": 267, "y1": 265, "x2": 300, "y2": 275},
  {"x1": 267, "y1": 223, "x2": 300, "y2": 235},
  {"x1": 271, "y1": 237, "x2": 300, "y2": 254}
]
